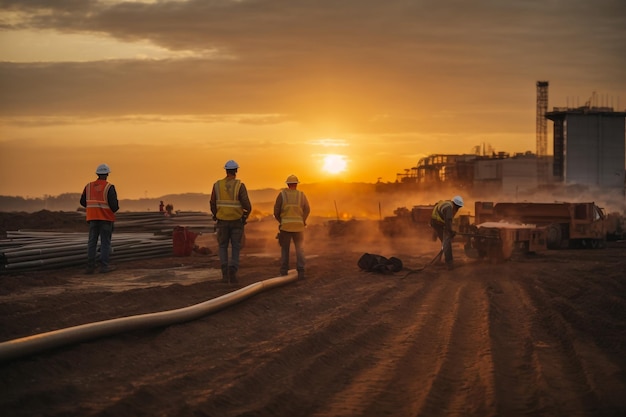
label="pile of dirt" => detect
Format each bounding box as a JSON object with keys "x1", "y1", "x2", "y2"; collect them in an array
[
  {"x1": 0, "y1": 210, "x2": 88, "y2": 237},
  {"x1": 0, "y1": 211, "x2": 625, "y2": 417}
]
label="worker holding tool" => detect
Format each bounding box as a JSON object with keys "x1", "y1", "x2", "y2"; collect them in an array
[
  {"x1": 274, "y1": 175, "x2": 311, "y2": 279},
  {"x1": 80, "y1": 163, "x2": 119, "y2": 274},
  {"x1": 210, "y1": 160, "x2": 252, "y2": 284},
  {"x1": 430, "y1": 195, "x2": 464, "y2": 270}
]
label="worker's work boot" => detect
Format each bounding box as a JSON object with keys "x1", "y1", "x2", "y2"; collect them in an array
[
  {"x1": 297, "y1": 270, "x2": 305, "y2": 280},
  {"x1": 85, "y1": 263, "x2": 96, "y2": 275},
  {"x1": 228, "y1": 266, "x2": 238, "y2": 284},
  {"x1": 220, "y1": 265, "x2": 229, "y2": 283},
  {"x1": 99, "y1": 265, "x2": 116, "y2": 274}
]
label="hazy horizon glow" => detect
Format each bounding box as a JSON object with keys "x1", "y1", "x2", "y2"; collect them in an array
[{"x1": 1, "y1": 0, "x2": 625, "y2": 199}]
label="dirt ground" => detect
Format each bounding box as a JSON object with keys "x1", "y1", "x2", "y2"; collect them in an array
[{"x1": 0, "y1": 212, "x2": 625, "y2": 417}]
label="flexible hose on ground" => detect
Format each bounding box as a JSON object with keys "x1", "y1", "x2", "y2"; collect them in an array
[{"x1": 0, "y1": 270, "x2": 298, "y2": 362}]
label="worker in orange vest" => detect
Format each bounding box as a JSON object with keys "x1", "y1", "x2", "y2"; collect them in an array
[{"x1": 80, "y1": 163, "x2": 119, "y2": 274}]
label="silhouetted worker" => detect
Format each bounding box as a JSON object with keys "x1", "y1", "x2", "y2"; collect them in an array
[
  {"x1": 210, "y1": 160, "x2": 251, "y2": 284},
  {"x1": 159, "y1": 200, "x2": 165, "y2": 214},
  {"x1": 430, "y1": 196, "x2": 464, "y2": 270},
  {"x1": 80, "y1": 163, "x2": 119, "y2": 274},
  {"x1": 274, "y1": 174, "x2": 310, "y2": 279}
]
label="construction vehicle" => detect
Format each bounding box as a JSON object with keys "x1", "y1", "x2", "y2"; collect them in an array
[
  {"x1": 473, "y1": 201, "x2": 607, "y2": 249},
  {"x1": 379, "y1": 205, "x2": 433, "y2": 237},
  {"x1": 462, "y1": 222, "x2": 547, "y2": 262}
]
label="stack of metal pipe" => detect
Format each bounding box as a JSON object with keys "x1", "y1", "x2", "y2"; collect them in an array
[
  {"x1": 0, "y1": 231, "x2": 173, "y2": 272},
  {"x1": 114, "y1": 211, "x2": 216, "y2": 234}
]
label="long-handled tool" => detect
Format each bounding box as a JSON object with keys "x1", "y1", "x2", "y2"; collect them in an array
[{"x1": 401, "y1": 247, "x2": 444, "y2": 278}]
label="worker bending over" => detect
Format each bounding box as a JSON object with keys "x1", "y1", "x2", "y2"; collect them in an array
[{"x1": 430, "y1": 196, "x2": 464, "y2": 270}]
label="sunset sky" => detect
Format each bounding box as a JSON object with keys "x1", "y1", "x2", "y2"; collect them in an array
[{"x1": 1, "y1": 0, "x2": 625, "y2": 199}]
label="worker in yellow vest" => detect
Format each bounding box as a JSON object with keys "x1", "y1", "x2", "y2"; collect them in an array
[
  {"x1": 80, "y1": 163, "x2": 119, "y2": 274},
  {"x1": 274, "y1": 175, "x2": 311, "y2": 279},
  {"x1": 430, "y1": 196, "x2": 464, "y2": 270},
  {"x1": 210, "y1": 160, "x2": 252, "y2": 284}
]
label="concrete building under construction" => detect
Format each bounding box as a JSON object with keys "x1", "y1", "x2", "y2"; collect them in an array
[
  {"x1": 388, "y1": 151, "x2": 553, "y2": 196},
  {"x1": 382, "y1": 83, "x2": 626, "y2": 197},
  {"x1": 547, "y1": 99, "x2": 626, "y2": 191}
]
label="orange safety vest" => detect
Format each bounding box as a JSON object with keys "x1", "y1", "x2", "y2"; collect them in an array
[
  {"x1": 279, "y1": 189, "x2": 305, "y2": 232},
  {"x1": 214, "y1": 178, "x2": 243, "y2": 220},
  {"x1": 431, "y1": 200, "x2": 453, "y2": 224},
  {"x1": 85, "y1": 180, "x2": 115, "y2": 222}
]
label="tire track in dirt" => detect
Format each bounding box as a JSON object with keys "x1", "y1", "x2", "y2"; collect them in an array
[
  {"x1": 516, "y1": 269, "x2": 626, "y2": 416},
  {"x1": 486, "y1": 259, "x2": 626, "y2": 417},
  {"x1": 194, "y1": 268, "x2": 498, "y2": 417},
  {"x1": 487, "y1": 269, "x2": 553, "y2": 416},
  {"x1": 409, "y1": 275, "x2": 495, "y2": 417},
  {"x1": 193, "y1": 273, "x2": 418, "y2": 416},
  {"x1": 2, "y1": 247, "x2": 625, "y2": 417},
  {"x1": 71, "y1": 271, "x2": 409, "y2": 416},
  {"x1": 309, "y1": 273, "x2": 450, "y2": 416}
]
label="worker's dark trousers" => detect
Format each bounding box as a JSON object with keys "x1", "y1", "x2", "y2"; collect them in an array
[
  {"x1": 431, "y1": 222, "x2": 453, "y2": 267},
  {"x1": 216, "y1": 219, "x2": 244, "y2": 270},
  {"x1": 87, "y1": 220, "x2": 114, "y2": 267},
  {"x1": 278, "y1": 230, "x2": 305, "y2": 275}
]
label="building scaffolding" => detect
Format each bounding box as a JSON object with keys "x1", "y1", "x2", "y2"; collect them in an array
[{"x1": 536, "y1": 81, "x2": 549, "y2": 157}]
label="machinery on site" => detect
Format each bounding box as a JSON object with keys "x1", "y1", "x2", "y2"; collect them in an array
[
  {"x1": 472, "y1": 201, "x2": 607, "y2": 249},
  {"x1": 462, "y1": 222, "x2": 547, "y2": 262},
  {"x1": 380, "y1": 199, "x2": 613, "y2": 263},
  {"x1": 462, "y1": 199, "x2": 611, "y2": 262}
]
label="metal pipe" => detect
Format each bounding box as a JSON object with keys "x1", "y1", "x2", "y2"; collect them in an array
[
  {"x1": 1, "y1": 231, "x2": 175, "y2": 271},
  {"x1": 0, "y1": 270, "x2": 298, "y2": 362}
]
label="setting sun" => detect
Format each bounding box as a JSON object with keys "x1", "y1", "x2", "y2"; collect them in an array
[{"x1": 322, "y1": 154, "x2": 348, "y2": 175}]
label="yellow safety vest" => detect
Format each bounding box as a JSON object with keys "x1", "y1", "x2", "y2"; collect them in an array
[
  {"x1": 279, "y1": 189, "x2": 305, "y2": 232},
  {"x1": 431, "y1": 200, "x2": 453, "y2": 224},
  {"x1": 215, "y1": 178, "x2": 243, "y2": 220}
]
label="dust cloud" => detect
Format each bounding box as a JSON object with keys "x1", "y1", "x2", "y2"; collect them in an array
[{"x1": 250, "y1": 180, "x2": 625, "y2": 261}]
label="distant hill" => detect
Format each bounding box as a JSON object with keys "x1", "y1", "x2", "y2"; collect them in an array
[
  {"x1": 3, "y1": 181, "x2": 623, "y2": 221},
  {"x1": 0, "y1": 190, "x2": 279, "y2": 214},
  {"x1": 0, "y1": 182, "x2": 413, "y2": 219}
]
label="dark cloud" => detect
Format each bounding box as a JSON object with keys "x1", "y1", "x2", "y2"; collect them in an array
[{"x1": 1, "y1": 0, "x2": 625, "y2": 130}]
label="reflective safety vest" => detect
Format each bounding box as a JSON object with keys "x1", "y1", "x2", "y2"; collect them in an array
[
  {"x1": 279, "y1": 189, "x2": 305, "y2": 232},
  {"x1": 431, "y1": 200, "x2": 453, "y2": 224},
  {"x1": 85, "y1": 180, "x2": 115, "y2": 222},
  {"x1": 215, "y1": 178, "x2": 243, "y2": 220}
]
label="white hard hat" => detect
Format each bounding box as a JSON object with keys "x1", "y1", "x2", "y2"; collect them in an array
[
  {"x1": 224, "y1": 160, "x2": 239, "y2": 170},
  {"x1": 285, "y1": 174, "x2": 299, "y2": 184},
  {"x1": 96, "y1": 163, "x2": 111, "y2": 175},
  {"x1": 452, "y1": 195, "x2": 464, "y2": 207}
]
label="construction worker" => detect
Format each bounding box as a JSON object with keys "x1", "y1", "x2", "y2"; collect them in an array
[
  {"x1": 430, "y1": 195, "x2": 464, "y2": 270},
  {"x1": 80, "y1": 163, "x2": 119, "y2": 274},
  {"x1": 274, "y1": 175, "x2": 311, "y2": 279},
  {"x1": 210, "y1": 160, "x2": 252, "y2": 284}
]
